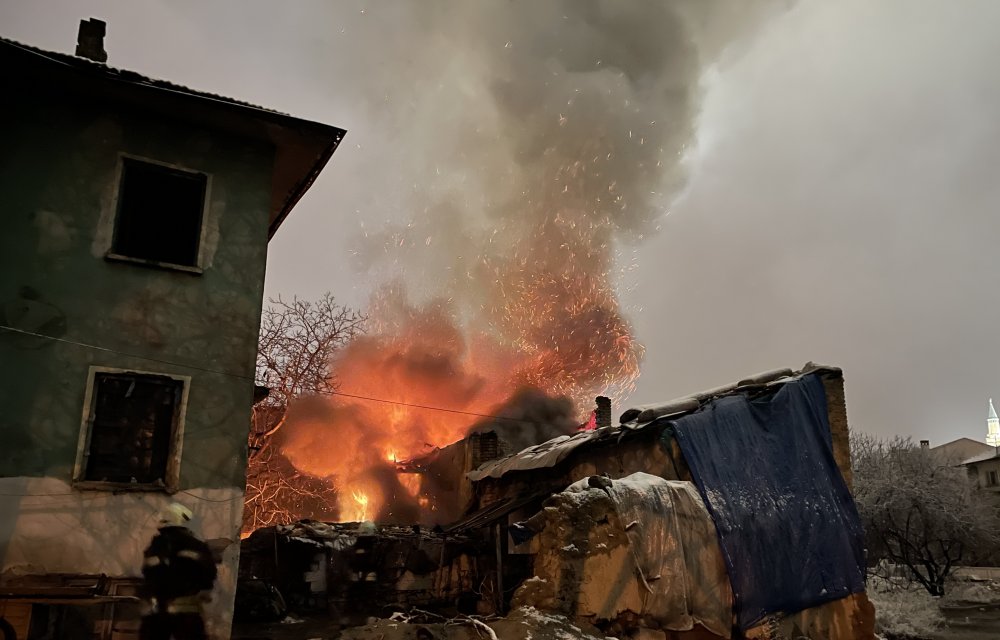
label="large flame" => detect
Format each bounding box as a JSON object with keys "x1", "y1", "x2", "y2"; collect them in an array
[
  {"x1": 279, "y1": 204, "x2": 644, "y2": 524},
  {"x1": 348, "y1": 489, "x2": 371, "y2": 522},
  {"x1": 269, "y1": 0, "x2": 726, "y2": 525}
]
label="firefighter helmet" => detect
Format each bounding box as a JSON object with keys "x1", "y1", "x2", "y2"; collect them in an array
[{"x1": 158, "y1": 502, "x2": 193, "y2": 527}]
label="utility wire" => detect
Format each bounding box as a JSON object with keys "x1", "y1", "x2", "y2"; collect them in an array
[
  {"x1": 0, "y1": 490, "x2": 108, "y2": 499},
  {"x1": 0, "y1": 324, "x2": 254, "y2": 380},
  {"x1": 331, "y1": 390, "x2": 545, "y2": 425},
  {"x1": 0, "y1": 488, "x2": 243, "y2": 502},
  {"x1": 2, "y1": 324, "x2": 583, "y2": 429},
  {"x1": 0, "y1": 326, "x2": 587, "y2": 498}
]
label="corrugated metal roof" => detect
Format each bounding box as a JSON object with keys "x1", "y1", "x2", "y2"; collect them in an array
[
  {"x1": 467, "y1": 362, "x2": 842, "y2": 482},
  {"x1": 445, "y1": 491, "x2": 548, "y2": 533}
]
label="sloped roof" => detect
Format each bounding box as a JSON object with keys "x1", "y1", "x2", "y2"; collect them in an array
[
  {"x1": 1, "y1": 36, "x2": 345, "y2": 239},
  {"x1": 0, "y1": 36, "x2": 285, "y2": 114},
  {"x1": 963, "y1": 449, "x2": 1000, "y2": 465},
  {"x1": 931, "y1": 437, "x2": 990, "y2": 450},
  {"x1": 467, "y1": 362, "x2": 842, "y2": 482},
  {"x1": 929, "y1": 438, "x2": 995, "y2": 464}
]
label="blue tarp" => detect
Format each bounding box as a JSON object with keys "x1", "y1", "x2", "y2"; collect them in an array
[{"x1": 667, "y1": 374, "x2": 865, "y2": 630}]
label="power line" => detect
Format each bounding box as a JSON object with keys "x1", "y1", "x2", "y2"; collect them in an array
[
  {"x1": 3, "y1": 324, "x2": 582, "y2": 428},
  {"x1": 0, "y1": 488, "x2": 242, "y2": 502},
  {"x1": 180, "y1": 490, "x2": 243, "y2": 503},
  {"x1": 0, "y1": 490, "x2": 108, "y2": 499},
  {"x1": 330, "y1": 389, "x2": 555, "y2": 426},
  {"x1": 0, "y1": 324, "x2": 254, "y2": 380}
]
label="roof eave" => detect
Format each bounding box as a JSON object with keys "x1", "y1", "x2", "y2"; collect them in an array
[
  {"x1": 268, "y1": 126, "x2": 345, "y2": 240},
  {"x1": 1, "y1": 37, "x2": 346, "y2": 240}
]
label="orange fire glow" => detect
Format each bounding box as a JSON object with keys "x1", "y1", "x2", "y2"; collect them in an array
[
  {"x1": 279, "y1": 223, "x2": 644, "y2": 523},
  {"x1": 348, "y1": 489, "x2": 371, "y2": 522}
]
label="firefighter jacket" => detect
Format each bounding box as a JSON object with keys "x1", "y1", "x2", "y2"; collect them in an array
[{"x1": 142, "y1": 525, "x2": 218, "y2": 603}]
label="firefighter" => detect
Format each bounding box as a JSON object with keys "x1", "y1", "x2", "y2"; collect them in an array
[{"x1": 140, "y1": 503, "x2": 217, "y2": 640}]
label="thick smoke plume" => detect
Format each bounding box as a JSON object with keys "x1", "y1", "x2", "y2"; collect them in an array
[
  {"x1": 278, "y1": 1, "x2": 784, "y2": 523},
  {"x1": 469, "y1": 387, "x2": 579, "y2": 454}
]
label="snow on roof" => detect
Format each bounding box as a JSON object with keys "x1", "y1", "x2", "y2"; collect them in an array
[
  {"x1": 962, "y1": 449, "x2": 1000, "y2": 465},
  {"x1": 467, "y1": 362, "x2": 842, "y2": 482}
]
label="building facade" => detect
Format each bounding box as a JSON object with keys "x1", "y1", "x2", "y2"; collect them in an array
[
  {"x1": 987, "y1": 398, "x2": 1000, "y2": 447},
  {"x1": 0, "y1": 26, "x2": 343, "y2": 638},
  {"x1": 965, "y1": 401, "x2": 1000, "y2": 492}
]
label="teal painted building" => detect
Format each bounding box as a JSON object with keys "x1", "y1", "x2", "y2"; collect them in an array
[{"x1": 0, "y1": 26, "x2": 343, "y2": 638}]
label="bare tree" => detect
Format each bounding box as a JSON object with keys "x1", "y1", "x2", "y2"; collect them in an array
[
  {"x1": 851, "y1": 433, "x2": 1000, "y2": 596},
  {"x1": 243, "y1": 294, "x2": 365, "y2": 533}
]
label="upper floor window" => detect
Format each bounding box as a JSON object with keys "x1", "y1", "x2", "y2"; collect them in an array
[
  {"x1": 75, "y1": 368, "x2": 188, "y2": 490},
  {"x1": 111, "y1": 158, "x2": 207, "y2": 268}
]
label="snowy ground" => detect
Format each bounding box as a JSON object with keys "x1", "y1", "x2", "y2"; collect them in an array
[
  {"x1": 232, "y1": 614, "x2": 342, "y2": 640},
  {"x1": 930, "y1": 604, "x2": 1000, "y2": 640},
  {"x1": 868, "y1": 578, "x2": 1000, "y2": 640},
  {"x1": 233, "y1": 607, "x2": 614, "y2": 640}
]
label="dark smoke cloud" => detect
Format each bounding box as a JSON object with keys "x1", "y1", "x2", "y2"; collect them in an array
[
  {"x1": 470, "y1": 386, "x2": 581, "y2": 453},
  {"x1": 274, "y1": 2, "x2": 790, "y2": 508},
  {"x1": 0, "y1": 1, "x2": 791, "y2": 524},
  {"x1": 349, "y1": 1, "x2": 785, "y2": 273},
  {"x1": 336, "y1": 1, "x2": 786, "y2": 416},
  {"x1": 8, "y1": 2, "x2": 996, "y2": 448}
]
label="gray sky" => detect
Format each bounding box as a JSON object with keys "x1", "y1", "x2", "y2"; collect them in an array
[{"x1": 4, "y1": 1, "x2": 1000, "y2": 445}]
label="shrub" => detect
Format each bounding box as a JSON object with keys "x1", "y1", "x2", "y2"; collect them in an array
[{"x1": 868, "y1": 584, "x2": 945, "y2": 639}]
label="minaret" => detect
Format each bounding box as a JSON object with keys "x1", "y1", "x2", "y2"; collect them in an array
[{"x1": 987, "y1": 399, "x2": 1000, "y2": 447}]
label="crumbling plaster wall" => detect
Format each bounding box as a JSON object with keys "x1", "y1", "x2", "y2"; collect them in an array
[
  {"x1": 0, "y1": 92, "x2": 275, "y2": 637},
  {"x1": 511, "y1": 480, "x2": 733, "y2": 637}
]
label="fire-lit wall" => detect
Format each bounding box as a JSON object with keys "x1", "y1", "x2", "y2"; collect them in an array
[{"x1": 0, "y1": 84, "x2": 273, "y2": 637}]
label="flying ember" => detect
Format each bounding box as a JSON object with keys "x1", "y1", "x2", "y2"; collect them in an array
[
  {"x1": 273, "y1": 0, "x2": 699, "y2": 526},
  {"x1": 278, "y1": 205, "x2": 644, "y2": 525}
]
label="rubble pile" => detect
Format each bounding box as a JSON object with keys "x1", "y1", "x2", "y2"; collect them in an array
[{"x1": 238, "y1": 521, "x2": 486, "y2": 626}]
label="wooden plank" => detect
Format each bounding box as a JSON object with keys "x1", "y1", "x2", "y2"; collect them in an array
[{"x1": 0, "y1": 601, "x2": 32, "y2": 638}]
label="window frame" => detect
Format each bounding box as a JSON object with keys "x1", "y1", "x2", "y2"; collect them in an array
[
  {"x1": 73, "y1": 366, "x2": 191, "y2": 492},
  {"x1": 104, "y1": 153, "x2": 212, "y2": 274}
]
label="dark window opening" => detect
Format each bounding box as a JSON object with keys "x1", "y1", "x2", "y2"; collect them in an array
[
  {"x1": 83, "y1": 372, "x2": 183, "y2": 485},
  {"x1": 112, "y1": 158, "x2": 207, "y2": 267},
  {"x1": 988, "y1": 470, "x2": 998, "y2": 487}
]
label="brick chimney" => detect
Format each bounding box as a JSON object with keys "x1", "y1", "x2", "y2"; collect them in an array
[
  {"x1": 920, "y1": 440, "x2": 930, "y2": 450},
  {"x1": 595, "y1": 396, "x2": 612, "y2": 429},
  {"x1": 75, "y1": 18, "x2": 108, "y2": 63}
]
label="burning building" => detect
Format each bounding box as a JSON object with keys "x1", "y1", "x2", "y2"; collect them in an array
[
  {"x1": 229, "y1": 3, "x2": 862, "y2": 637},
  {"x1": 259, "y1": 1, "x2": 786, "y2": 529},
  {"x1": 238, "y1": 362, "x2": 875, "y2": 640}
]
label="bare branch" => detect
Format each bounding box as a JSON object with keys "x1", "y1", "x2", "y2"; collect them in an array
[
  {"x1": 851, "y1": 432, "x2": 1000, "y2": 596},
  {"x1": 242, "y1": 293, "x2": 365, "y2": 534}
]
